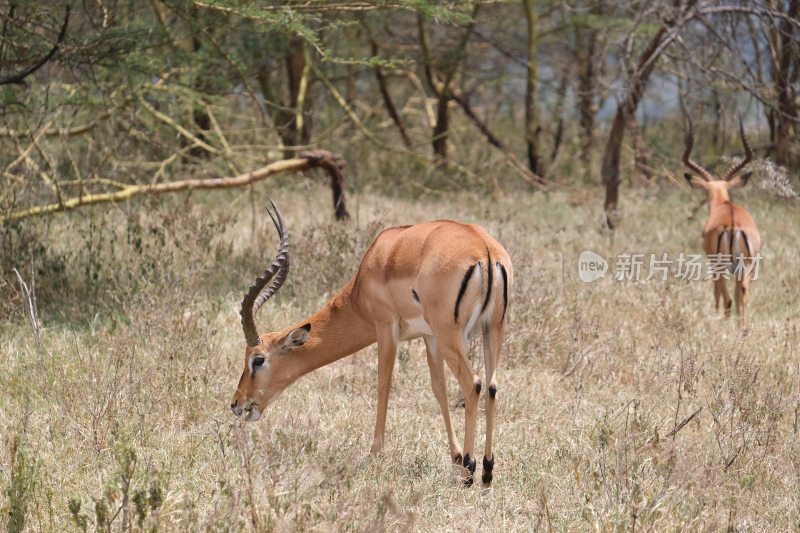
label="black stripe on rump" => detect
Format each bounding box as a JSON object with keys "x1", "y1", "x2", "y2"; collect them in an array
[
  {"x1": 454, "y1": 264, "x2": 477, "y2": 322},
  {"x1": 729, "y1": 227, "x2": 734, "y2": 258},
  {"x1": 739, "y1": 230, "x2": 751, "y2": 257},
  {"x1": 716, "y1": 228, "x2": 728, "y2": 255},
  {"x1": 481, "y1": 249, "x2": 493, "y2": 312},
  {"x1": 498, "y1": 262, "x2": 508, "y2": 320}
]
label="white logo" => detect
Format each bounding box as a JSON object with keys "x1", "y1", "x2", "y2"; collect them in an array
[{"x1": 578, "y1": 250, "x2": 608, "y2": 282}]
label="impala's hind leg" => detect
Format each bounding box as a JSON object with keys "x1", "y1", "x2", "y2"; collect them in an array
[
  {"x1": 481, "y1": 322, "x2": 504, "y2": 487},
  {"x1": 438, "y1": 337, "x2": 480, "y2": 486},
  {"x1": 714, "y1": 278, "x2": 732, "y2": 318},
  {"x1": 736, "y1": 273, "x2": 752, "y2": 329}
]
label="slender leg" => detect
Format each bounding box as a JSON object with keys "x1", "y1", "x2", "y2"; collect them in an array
[
  {"x1": 370, "y1": 323, "x2": 398, "y2": 455},
  {"x1": 738, "y1": 274, "x2": 752, "y2": 329},
  {"x1": 481, "y1": 323, "x2": 504, "y2": 486},
  {"x1": 734, "y1": 279, "x2": 743, "y2": 324},
  {"x1": 423, "y1": 336, "x2": 462, "y2": 462},
  {"x1": 714, "y1": 278, "x2": 732, "y2": 318},
  {"x1": 713, "y1": 279, "x2": 721, "y2": 311},
  {"x1": 440, "y1": 340, "x2": 480, "y2": 486}
]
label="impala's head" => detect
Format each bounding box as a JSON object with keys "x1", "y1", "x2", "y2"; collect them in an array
[
  {"x1": 230, "y1": 200, "x2": 312, "y2": 421},
  {"x1": 682, "y1": 114, "x2": 753, "y2": 203}
]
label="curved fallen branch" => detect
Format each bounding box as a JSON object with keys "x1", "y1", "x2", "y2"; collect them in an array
[{"x1": 2, "y1": 149, "x2": 350, "y2": 224}]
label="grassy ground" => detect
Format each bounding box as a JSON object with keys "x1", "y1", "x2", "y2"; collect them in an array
[{"x1": 1, "y1": 179, "x2": 799, "y2": 531}]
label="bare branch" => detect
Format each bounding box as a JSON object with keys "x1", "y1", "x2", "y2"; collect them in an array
[
  {"x1": 0, "y1": 6, "x2": 70, "y2": 86},
  {"x1": 2, "y1": 151, "x2": 350, "y2": 223}
]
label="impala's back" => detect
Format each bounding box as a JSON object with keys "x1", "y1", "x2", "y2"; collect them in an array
[{"x1": 350, "y1": 220, "x2": 512, "y2": 342}]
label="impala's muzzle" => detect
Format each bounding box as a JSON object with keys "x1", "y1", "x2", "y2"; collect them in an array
[{"x1": 230, "y1": 399, "x2": 262, "y2": 421}]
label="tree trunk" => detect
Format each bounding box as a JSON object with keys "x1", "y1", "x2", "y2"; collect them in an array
[
  {"x1": 523, "y1": 0, "x2": 543, "y2": 176},
  {"x1": 575, "y1": 4, "x2": 601, "y2": 175},
  {"x1": 630, "y1": 115, "x2": 652, "y2": 179},
  {"x1": 773, "y1": 0, "x2": 799, "y2": 170},
  {"x1": 286, "y1": 37, "x2": 312, "y2": 149},
  {"x1": 433, "y1": 94, "x2": 450, "y2": 159},
  {"x1": 417, "y1": 8, "x2": 478, "y2": 161},
  {"x1": 550, "y1": 69, "x2": 569, "y2": 163}
]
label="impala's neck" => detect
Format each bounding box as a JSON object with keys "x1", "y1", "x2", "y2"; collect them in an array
[
  {"x1": 273, "y1": 281, "x2": 375, "y2": 393},
  {"x1": 707, "y1": 185, "x2": 731, "y2": 208}
]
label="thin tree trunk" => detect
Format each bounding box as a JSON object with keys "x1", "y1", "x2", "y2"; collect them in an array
[
  {"x1": 286, "y1": 37, "x2": 312, "y2": 149},
  {"x1": 601, "y1": 1, "x2": 695, "y2": 228},
  {"x1": 523, "y1": 0, "x2": 543, "y2": 176},
  {"x1": 773, "y1": 0, "x2": 799, "y2": 170},
  {"x1": 575, "y1": 4, "x2": 600, "y2": 174},
  {"x1": 550, "y1": 68, "x2": 569, "y2": 163},
  {"x1": 433, "y1": 94, "x2": 450, "y2": 159},
  {"x1": 630, "y1": 115, "x2": 652, "y2": 179},
  {"x1": 417, "y1": 8, "x2": 479, "y2": 160}
]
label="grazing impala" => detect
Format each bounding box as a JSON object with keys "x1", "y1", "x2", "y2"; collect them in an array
[
  {"x1": 230, "y1": 201, "x2": 513, "y2": 486},
  {"x1": 682, "y1": 116, "x2": 761, "y2": 328}
]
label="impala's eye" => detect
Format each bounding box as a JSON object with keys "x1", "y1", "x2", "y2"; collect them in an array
[{"x1": 252, "y1": 356, "x2": 266, "y2": 368}]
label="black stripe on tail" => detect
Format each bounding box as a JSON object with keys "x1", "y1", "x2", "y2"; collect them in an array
[
  {"x1": 498, "y1": 262, "x2": 508, "y2": 320},
  {"x1": 481, "y1": 249, "x2": 493, "y2": 312},
  {"x1": 454, "y1": 264, "x2": 477, "y2": 322}
]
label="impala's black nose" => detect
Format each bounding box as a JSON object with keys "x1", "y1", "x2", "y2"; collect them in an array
[{"x1": 230, "y1": 400, "x2": 242, "y2": 415}]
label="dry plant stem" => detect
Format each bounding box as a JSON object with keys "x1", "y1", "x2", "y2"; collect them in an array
[
  {"x1": 2, "y1": 151, "x2": 350, "y2": 223},
  {"x1": 13, "y1": 266, "x2": 43, "y2": 361},
  {"x1": 665, "y1": 407, "x2": 702, "y2": 439}
]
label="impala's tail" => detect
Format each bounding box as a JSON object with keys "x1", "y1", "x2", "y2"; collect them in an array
[{"x1": 454, "y1": 252, "x2": 510, "y2": 342}]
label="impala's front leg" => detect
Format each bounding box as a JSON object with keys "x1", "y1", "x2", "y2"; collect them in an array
[
  {"x1": 423, "y1": 336, "x2": 462, "y2": 463},
  {"x1": 371, "y1": 323, "x2": 398, "y2": 455}
]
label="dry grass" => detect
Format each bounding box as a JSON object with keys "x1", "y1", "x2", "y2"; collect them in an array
[{"x1": 1, "y1": 179, "x2": 799, "y2": 531}]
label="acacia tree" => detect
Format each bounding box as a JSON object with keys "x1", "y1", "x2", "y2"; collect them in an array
[
  {"x1": 600, "y1": 0, "x2": 699, "y2": 229},
  {"x1": 417, "y1": 7, "x2": 480, "y2": 160}
]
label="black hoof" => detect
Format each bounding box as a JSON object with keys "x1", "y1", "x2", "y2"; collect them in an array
[
  {"x1": 462, "y1": 453, "x2": 477, "y2": 486},
  {"x1": 482, "y1": 455, "x2": 494, "y2": 485},
  {"x1": 453, "y1": 453, "x2": 463, "y2": 466}
]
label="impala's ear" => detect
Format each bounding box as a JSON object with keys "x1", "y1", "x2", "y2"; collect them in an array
[
  {"x1": 726, "y1": 171, "x2": 752, "y2": 189},
  {"x1": 279, "y1": 323, "x2": 311, "y2": 352},
  {"x1": 684, "y1": 173, "x2": 709, "y2": 189}
]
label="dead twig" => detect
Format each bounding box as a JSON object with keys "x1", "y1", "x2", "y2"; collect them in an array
[
  {"x1": 665, "y1": 407, "x2": 702, "y2": 439},
  {"x1": 13, "y1": 265, "x2": 43, "y2": 362}
]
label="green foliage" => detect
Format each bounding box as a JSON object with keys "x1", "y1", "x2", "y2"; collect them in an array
[{"x1": 68, "y1": 434, "x2": 165, "y2": 533}]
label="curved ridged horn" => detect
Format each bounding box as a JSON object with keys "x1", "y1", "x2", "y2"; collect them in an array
[
  {"x1": 240, "y1": 200, "x2": 290, "y2": 346},
  {"x1": 682, "y1": 114, "x2": 715, "y2": 182},
  {"x1": 721, "y1": 118, "x2": 753, "y2": 181}
]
